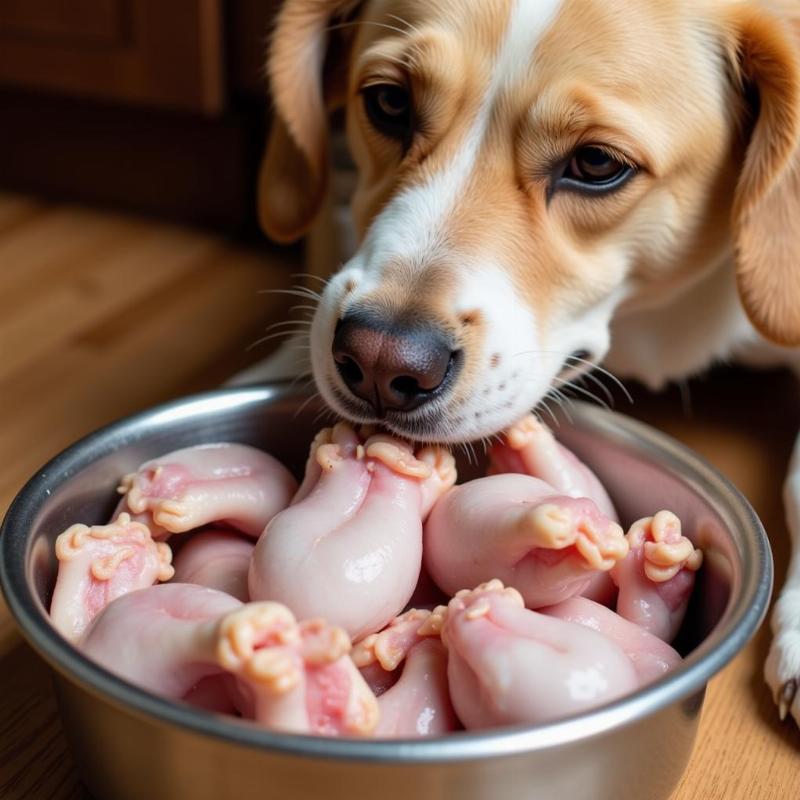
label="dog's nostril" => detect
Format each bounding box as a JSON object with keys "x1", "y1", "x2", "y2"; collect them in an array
[
  {"x1": 335, "y1": 356, "x2": 364, "y2": 385},
  {"x1": 332, "y1": 314, "x2": 460, "y2": 414},
  {"x1": 390, "y1": 375, "x2": 421, "y2": 396}
]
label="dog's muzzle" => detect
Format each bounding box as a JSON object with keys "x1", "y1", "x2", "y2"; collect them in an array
[{"x1": 332, "y1": 311, "x2": 460, "y2": 417}]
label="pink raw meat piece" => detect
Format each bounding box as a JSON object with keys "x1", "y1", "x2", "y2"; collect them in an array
[
  {"x1": 488, "y1": 414, "x2": 618, "y2": 519},
  {"x1": 373, "y1": 639, "x2": 456, "y2": 737},
  {"x1": 439, "y1": 580, "x2": 638, "y2": 729},
  {"x1": 424, "y1": 473, "x2": 628, "y2": 608},
  {"x1": 219, "y1": 604, "x2": 378, "y2": 736},
  {"x1": 50, "y1": 512, "x2": 174, "y2": 643},
  {"x1": 611, "y1": 511, "x2": 703, "y2": 642},
  {"x1": 80, "y1": 583, "x2": 242, "y2": 698},
  {"x1": 115, "y1": 443, "x2": 297, "y2": 539},
  {"x1": 81, "y1": 585, "x2": 379, "y2": 736},
  {"x1": 172, "y1": 529, "x2": 254, "y2": 602},
  {"x1": 249, "y1": 423, "x2": 456, "y2": 639},
  {"x1": 352, "y1": 609, "x2": 458, "y2": 737},
  {"x1": 488, "y1": 414, "x2": 620, "y2": 608},
  {"x1": 542, "y1": 596, "x2": 682, "y2": 685}
]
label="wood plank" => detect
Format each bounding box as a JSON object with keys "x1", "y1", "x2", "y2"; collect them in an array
[
  {"x1": 0, "y1": 644, "x2": 83, "y2": 799},
  {"x1": 0, "y1": 224, "x2": 223, "y2": 381},
  {"x1": 621, "y1": 373, "x2": 800, "y2": 799},
  {"x1": 0, "y1": 206, "x2": 295, "y2": 517}
]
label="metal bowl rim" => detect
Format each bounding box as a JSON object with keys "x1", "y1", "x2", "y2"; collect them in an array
[{"x1": 0, "y1": 383, "x2": 773, "y2": 763}]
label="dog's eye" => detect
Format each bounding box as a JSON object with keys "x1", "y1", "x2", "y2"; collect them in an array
[
  {"x1": 362, "y1": 83, "x2": 412, "y2": 142},
  {"x1": 559, "y1": 146, "x2": 634, "y2": 193}
]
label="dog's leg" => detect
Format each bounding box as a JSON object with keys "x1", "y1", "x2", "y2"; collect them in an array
[{"x1": 765, "y1": 430, "x2": 800, "y2": 725}]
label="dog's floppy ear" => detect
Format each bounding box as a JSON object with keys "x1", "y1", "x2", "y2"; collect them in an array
[
  {"x1": 259, "y1": 0, "x2": 359, "y2": 243},
  {"x1": 728, "y1": 5, "x2": 800, "y2": 345}
]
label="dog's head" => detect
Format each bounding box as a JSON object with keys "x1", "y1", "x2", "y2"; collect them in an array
[{"x1": 260, "y1": 0, "x2": 800, "y2": 442}]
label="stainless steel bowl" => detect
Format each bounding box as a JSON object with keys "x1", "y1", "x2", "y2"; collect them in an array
[{"x1": 0, "y1": 383, "x2": 772, "y2": 800}]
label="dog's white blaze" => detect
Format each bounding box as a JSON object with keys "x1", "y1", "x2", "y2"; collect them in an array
[
  {"x1": 493, "y1": 0, "x2": 564, "y2": 89},
  {"x1": 360, "y1": 0, "x2": 564, "y2": 271},
  {"x1": 450, "y1": 265, "x2": 544, "y2": 435},
  {"x1": 315, "y1": 0, "x2": 572, "y2": 439}
]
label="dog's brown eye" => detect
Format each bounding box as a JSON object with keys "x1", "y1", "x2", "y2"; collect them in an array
[
  {"x1": 362, "y1": 83, "x2": 413, "y2": 143},
  {"x1": 559, "y1": 146, "x2": 635, "y2": 194}
]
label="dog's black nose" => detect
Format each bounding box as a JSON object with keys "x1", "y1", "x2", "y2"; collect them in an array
[{"x1": 332, "y1": 313, "x2": 456, "y2": 414}]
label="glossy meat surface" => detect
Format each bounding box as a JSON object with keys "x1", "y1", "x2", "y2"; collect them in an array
[
  {"x1": 115, "y1": 443, "x2": 297, "y2": 538},
  {"x1": 81, "y1": 586, "x2": 378, "y2": 736},
  {"x1": 424, "y1": 473, "x2": 628, "y2": 608},
  {"x1": 488, "y1": 415, "x2": 617, "y2": 520},
  {"x1": 172, "y1": 529, "x2": 254, "y2": 602},
  {"x1": 353, "y1": 609, "x2": 458, "y2": 737},
  {"x1": 612, "y1": 511, "x2": 702, "y2": 642},
  {"x1": 249, "y1": 423, "x2": 456, "y2": 639},
  {"x1": 50, "y1": 512, "x2": 173, "y2": 643},
  {"x1": 543, "y1": 596, "x2": 682, "y2": 685},
  {"x1": 440, "y1": 581, "x2": 638, "y2": 728}
]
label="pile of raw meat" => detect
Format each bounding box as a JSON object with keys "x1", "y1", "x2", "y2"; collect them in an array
[{"x1": 49, "y1": 415, "x2": 702, "y2": 738}]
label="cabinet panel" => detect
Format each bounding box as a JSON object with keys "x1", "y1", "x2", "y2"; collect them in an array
[
  {"x1": 0, "y1": 0, "x2": 224, "y2": 113},
  {"x1": 0, "y1": 0, "x2": 124, "y2": 44}
]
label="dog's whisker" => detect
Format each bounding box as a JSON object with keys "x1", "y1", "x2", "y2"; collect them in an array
[
  {"x1": 312, "y1": 404, "x2": 340, "y2": 429},
  {"x1": 324, "y1": 19, "x2": 411, "y2": 39},
  {"x1": 508, "y1": 348, "x2": 632, "y2": 406},
  {"x1": 385, "y1": 13, "x2": 422, "y2": 37},
  {"x1": 552, "y1": 377, "x2": 612, "y2": 411},
  {"x1": 288, "y1": 372, "x2": 315, "y2": 391},
  {"x1": 290, "y1": 272, "x2": 330, "y2": 287},
  {"x1": 564, "y1": 355, "x2": 633, "y2": 404},
  {"x1": 261, "y1": 319, "x2": 314, "y2": 331},
  {"x1": 569, "y1": 370, "x2": 615, "y2": 406},
  {"x1": 294, "y1": 390, "x2": 323, "y2": 420},
  {"x1": 547, "y1": 387, "x2": 572, "y2": 414},
  {"x1": 457, "y1": 441, "x2": 476, "y2": 467},
  {"x1": 258, "y1": 287, "x2": 322, "y2": 302},
  {"x1": 554, "y1": 392, "x2": 577, "y2": 423},
  {"x1": 251, "y1": 329, "x2": 312, "y2": 344},
  {"x1": 536, "y1": 397, "x2": 561, "y2": 428},
  {"x1": 246, "y1": 330, "x2": 311, "y2": 351}
]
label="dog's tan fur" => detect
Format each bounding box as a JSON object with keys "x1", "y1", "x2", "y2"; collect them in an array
[
  {"x1": 254, "y1": 0, "x2": 800, "y2": 724},
  {"x1": 263, "y1": 0, "x2": 800, "y2": 343}
]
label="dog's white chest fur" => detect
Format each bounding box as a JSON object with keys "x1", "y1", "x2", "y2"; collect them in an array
[{"x1": 605, "y1": 260, "x2": 786, "y2": 389}]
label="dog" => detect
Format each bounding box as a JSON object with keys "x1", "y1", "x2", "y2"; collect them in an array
[{"x1": 238, "y1": 0, "x2": 800, "y2": 727}]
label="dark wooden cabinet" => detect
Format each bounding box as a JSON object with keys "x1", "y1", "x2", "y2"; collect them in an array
[
  {"x1": 0, "y1": 0, "x2": 225, "y2": 113},
  {"x1": 0, "y1": 1, "x2": 282, "y2": 234}
]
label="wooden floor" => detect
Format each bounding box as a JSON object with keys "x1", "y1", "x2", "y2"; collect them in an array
[
  {"x1": 0, "y1": 194, "x2": 798, "y2": 798},
  {"x1": 0, "y1": 193, "x2": 296, "y2": 656}
]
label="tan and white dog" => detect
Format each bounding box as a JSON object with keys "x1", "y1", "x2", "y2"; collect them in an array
[{"x1": 241, "y1": 0, "x2": 800, "y2": 725}]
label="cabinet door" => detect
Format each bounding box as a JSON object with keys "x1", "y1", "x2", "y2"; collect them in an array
[{"x1": 0, "y1": 0, "x2": 224, "y2": 113}]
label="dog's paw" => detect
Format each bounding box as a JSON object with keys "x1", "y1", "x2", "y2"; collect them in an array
[{"x1": 765, "y1": 628, "x2": 800, "y2": 724}]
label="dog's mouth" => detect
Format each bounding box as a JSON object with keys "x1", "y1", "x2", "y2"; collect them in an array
[
  {"x1": 326, "y1": 384, "x2": 454, "y2": 441},
  {"x1": 322, "y1": 349, "x2": 599, "y2": 444}
]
